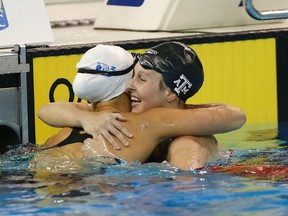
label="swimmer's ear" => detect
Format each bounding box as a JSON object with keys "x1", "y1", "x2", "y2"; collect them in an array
[{"x1": 165, "y1": 89, "x2": 178, "y2": 102}]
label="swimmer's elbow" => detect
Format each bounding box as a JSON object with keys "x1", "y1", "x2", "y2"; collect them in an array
[
  {"x1": 37, "y1": 104, "x2": 48, "y2": 121},
  {"x1": 37, "y1": 103, "x2": 60, "y2": 126},
  {"x1": 233, "y1": 108, "x2": 247, "y2": 130}
]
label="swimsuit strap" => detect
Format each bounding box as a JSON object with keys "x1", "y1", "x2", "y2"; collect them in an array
[{"x1": 41, "y1": 128, "x2": 92, "y2": 151}]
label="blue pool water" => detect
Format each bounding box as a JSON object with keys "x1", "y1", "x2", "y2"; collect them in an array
[{"x1": 0, "y1": 123, "x2": 288, "y2": 215}]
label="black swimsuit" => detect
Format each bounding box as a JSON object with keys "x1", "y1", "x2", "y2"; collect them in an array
[
  {"x1": 41, "y1": 128, "x2": 92, "y2": 150},
  {"x1": 40, "y1": 128, "x2": 123, "y2": 165}
]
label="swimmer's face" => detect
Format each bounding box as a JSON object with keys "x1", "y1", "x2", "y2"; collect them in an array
[{"x1": 126, "y1": 62, "x2": 171, "y2": 113}]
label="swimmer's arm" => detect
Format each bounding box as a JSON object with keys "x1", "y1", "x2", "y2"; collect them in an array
[
  {"x1": 38, "y1": 102, "x2": 93, "y2": 128},
  {"x1": 166, "y1": 135, "x2": 218, "y2": 170},
  {"x1": 38, "y1": 102, "x2": 132, "y2": 149},
  {"x1": 147, "y1": 104, "x2": 246, "y2": 138},
  {"x1": 189, "y1": 104, "x2": 246, "y2": 134},
  {"x1": 185, "y1": 103, "x2": 246, "y2": 134}
]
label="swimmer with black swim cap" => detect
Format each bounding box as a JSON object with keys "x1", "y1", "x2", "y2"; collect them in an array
[
  {"x1": 139, "y1": 41, "x2": 204, "y2": 102},
  {"x1": 128, "y1": 41, "x2": 204, "y2": 114}
]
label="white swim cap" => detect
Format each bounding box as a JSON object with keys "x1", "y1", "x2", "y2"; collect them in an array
[{"x1": 73, "y1": 44, "x2": 134, "y2": 102}]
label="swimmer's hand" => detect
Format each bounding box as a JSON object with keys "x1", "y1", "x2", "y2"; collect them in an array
[
  {"x1": 80, "y1": 113, "x2": 133, "y2": 150},
  {"x1": 38, "y1": 102, "x2": 132, "y2": 149}
]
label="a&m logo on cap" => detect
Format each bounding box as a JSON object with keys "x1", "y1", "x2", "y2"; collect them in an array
[
  {"x1": 173, "y1": 74, "x2": 192, "y2": 96},
  {"x1": 0, "y1": 0, "x2": 9, "y2": 31}
]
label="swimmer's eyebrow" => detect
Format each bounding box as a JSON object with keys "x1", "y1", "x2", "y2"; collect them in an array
[
  {"x1": 133, "y1": 63, "x2": 154, "y2": 78},
  {"x1": 137, "y1": 70, "x2": 153, "y2": 77}
]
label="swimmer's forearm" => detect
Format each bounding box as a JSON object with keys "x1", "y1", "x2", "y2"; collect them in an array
[
  {"x1": 187, "y1": 104, "x2": 246, "y2": 134},
  {"x1": 211, "y1": 104, "x2": 246, "y2": 133},
  {"x1": 38, "y1": 102, "x2": 90, "y2": 128},
  {"x1": 149, "y1": 104, "x2": 246, "y2": 138},
  {"x1": 186, "y1": 103, "x2": 246, "y2": 133},
  {"x1": 197, "y1": 105, "x2": 246, "y2": 134}
]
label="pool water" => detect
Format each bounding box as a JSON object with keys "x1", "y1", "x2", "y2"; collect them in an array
[{"x1": 0, "y1": 123, "x2": 288, "y2": 216}]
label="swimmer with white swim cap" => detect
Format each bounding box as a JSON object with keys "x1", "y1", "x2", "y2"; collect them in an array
[{"x1": 73, "y1": 44, "x2": 135, "y2": 103}]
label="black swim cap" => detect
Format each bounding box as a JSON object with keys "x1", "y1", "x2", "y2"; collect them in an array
[{"x1": 139, "y1": 41, "x2": 204, "y2": 102}]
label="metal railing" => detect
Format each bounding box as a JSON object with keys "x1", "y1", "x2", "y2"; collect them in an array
[{"x1": 243, "y1": 0, "x2": 288, "y2": 20}]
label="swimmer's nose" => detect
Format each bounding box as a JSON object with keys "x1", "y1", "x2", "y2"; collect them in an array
[{"x1": 126, "y1": 78, "x2": 135, "y2": 91}]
